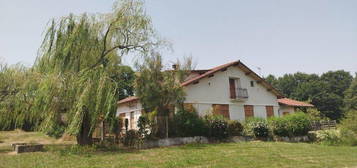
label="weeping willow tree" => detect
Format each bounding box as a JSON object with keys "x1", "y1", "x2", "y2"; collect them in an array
[
  {"x1": 0, "y1": 64, "x2": 41, "y2": 131},
  {"x1": 0, "y1": 0, "x2": 160, "y2": 145}
]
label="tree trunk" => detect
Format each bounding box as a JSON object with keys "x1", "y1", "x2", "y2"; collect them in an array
[{"x1": 76, "y1": 112, "x2": 93, "y2": 145}]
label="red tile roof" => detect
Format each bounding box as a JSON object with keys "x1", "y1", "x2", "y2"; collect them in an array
[
  {"x1": 181, "y1": 61, "x2": 239, "y2": 86},
  {"x1": 118, "y1": 60, "x2": 285, "y2": 105},
  {"x1": 117, "y1": 96, "x2": 139, "y2": 104},
  {"x1": 278, "y1": 98, "x2": 314, "y2": 107},
  {"x1": 181, "y1": 60, "x2": 283, "y2": 98}
]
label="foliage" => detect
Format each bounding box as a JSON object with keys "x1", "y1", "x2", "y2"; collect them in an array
[
  {"x1": 0, "y1": 0, "x2": 161, "y2": 145},
  {"x1": 339, "y1": 128, "x2": 357, "y2": 146},
  {"x1": 111, "y1": 65, "x2": 135, "y2": 100},
  {"x1": 311, "y1": 128, "x2": 357, "y2": 146},
  {"x1": 137, "y1": 114, "x2": 152, "y2": 139},
  {"x1": 265, "y1": 70, "x2": 353, "y2": 121},
  {"x1": 315, "y1": 130, "x2": 342, "y2": 145},
  {"x1": 268, "y1": 117, "x2": 289, "y2": 137},
  {"x1": 123, "y1": 130, "x2": 142, "y2": 147},
  {"x1": 134, "y1": 54, "x2": 193, "y2": 137},
  {"x1": 204, "y1": 115, "x2": 229, "y2": 139},
  {"x1": 303, "y1": 108, "x2": 324, "y2": 121},
  {"x1": 285, "y1": 112, "x2": 312, "y2": 136},
  {"x1": 269, "y1": 112, "x2": 311, "y2": 137},
  {"x1": 170, "y1": 109, "x2": 207, "y2": 137},
  {"x1": 344, "y1": 76, "x2": 357, "y2": 111},
  {"x1": 227, "y1": 120, "x2": 243, "y2": 136},
  {"x1": 339, "y1": 110, "x2": 357, "y2": 134},
  {"x1": 336, "y1": 109, "x2": 357, "y2": 146},
  {"x1": 243, "y1": 117, "x2": 269, "y2": 138}
]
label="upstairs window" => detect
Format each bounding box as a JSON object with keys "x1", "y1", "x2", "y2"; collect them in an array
[
  {"x1": 250, "y1": 81, "x2": 254, "y2": 87},
  {"x1": 229, "y1": 78, "x2": 248, "y2": 99},
  {"x1": 229, "y1": 78, "x2": 237, "y2": 99}
]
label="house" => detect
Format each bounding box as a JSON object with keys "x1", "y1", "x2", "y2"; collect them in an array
[{"x1": 117, "y1": 60, "x2": 313, "y2": 130}]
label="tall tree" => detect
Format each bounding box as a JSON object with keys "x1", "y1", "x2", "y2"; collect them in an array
[
  {"x1": 0, "y1": 0, "x2": 160, "y2": 145},
  {"x1": 135, "y1": 54, "x2": 192, "y2": 138},
  {"x1": 344, "y1": 75, "x2": 357, "y2": 111},
  {"x1": 321, "y1": 70, "x2": 353, "y2": 97}
]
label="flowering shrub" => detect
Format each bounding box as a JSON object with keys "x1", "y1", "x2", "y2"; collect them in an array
[
  {"x1": 244, "y1": 117, "x2": 269, "y2": 138},
  {"x1": 315, "y1": 129, "x2": 341, "y2": 145},
  {"x1": 204, "y1": 115, "x2": 228, "y2": 139}
]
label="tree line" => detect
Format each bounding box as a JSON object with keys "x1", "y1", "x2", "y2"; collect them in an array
[{"x1": 265, "y1": 71, "x2": 356, "y2": 121}]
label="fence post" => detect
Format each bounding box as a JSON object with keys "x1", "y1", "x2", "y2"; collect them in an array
[{"x1": 166, "y1": 116, "x2": 168, "y2": 139}]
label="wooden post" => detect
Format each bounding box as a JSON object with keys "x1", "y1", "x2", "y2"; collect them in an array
[
  {"x1": 100, "y1": 120, "x2": 105, "y2": 142},
  {"x1": 166, "y1": 116, "x2": 168, "y2": 139}
]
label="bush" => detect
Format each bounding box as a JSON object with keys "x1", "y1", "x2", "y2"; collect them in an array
[
  {"x1": 170, "y1": 109, "x2": 207, "y2": 137},
  {"x1": 204, "y1": 115, "x2": 228, "y2": 139},
  {"x1": 339, "y1": 128, "x2": 357, "y2": 146},
  {"x1": 123, "y1": 130, "x2": 142, "y2": 147},
  {"x1": 286, "y1": 112, "x2": 312, "y2": 136},
  {"x1": 46, "y1": 124, "x2": 65, "y2": 138},
  {"x1": 269, "y1": 112, "x2": 311, "y2": 137},
  {"x1": 340, "y1": 110, "x2": 357, "y2": 134},
  {"x1": 244, "y1": 117, "x2": 269, "y2": 138},
  {"x1": 227, "y1": 120, "x2": 243, "y2": 136},
  {"x1": 315, "y1": 129, "x2": 341, "y2": 145},
  {"x1": 137, "y1": 115, "x2": 152, "y2": 139},
  {"x1": 268, "y1": 117, "x2": 289, "y2": 137}
]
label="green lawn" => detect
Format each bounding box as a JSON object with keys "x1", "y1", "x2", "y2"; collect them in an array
[{"x1": 1, "y1": 131, "x2": 357, "y2": 168}]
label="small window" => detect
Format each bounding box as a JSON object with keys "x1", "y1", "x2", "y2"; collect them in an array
[
  {"x1": 266, "y1": 106, "x2": 274, "y2": 118},
  {"x1": 244, "y1": 105, "x2": 254, "y2": 118},
  {"x1": 212, "y1": 104, "x2": 230, "y2": 119},
  {"x1": 250, "y1": 81, "x2": 254, "y2": 87}
]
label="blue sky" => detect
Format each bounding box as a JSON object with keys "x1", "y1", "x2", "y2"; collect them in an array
[{"x1": 0, "y1": 0, "x2": 356, "y2": 76}]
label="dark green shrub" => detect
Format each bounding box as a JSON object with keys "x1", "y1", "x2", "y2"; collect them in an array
[
  {"x1": 268, "y1": 117, "x2": 289, "y2": 137},
  {"x1": 285, "y1": 112, "x2": 311, "y2": 136},
  {"x1": 137, "y1": 115, "x2": 152, "y2": 138},
  {"x1": 123, "y1": 130, "x2": 142, "y2": 147},
  {"x1": 204, "y1": 115, "x2": 228, "y2": 139},
  {"x1": 46, "y1": 124, "x2": 65, "y2": 138},
  {"x1": 244, "y1": 117, "x2": 269, "y2": 138},
  {"x1": 227, "y1": 120, "x2": 243, "y2": 136},
  {"x1": 269, "y1": 112, "x2": 311, "y2": 137},
  {"x1": 171, "y1": 109, "x2": 207, "y2": 137},
  {"x1": 340, "y1": 110, "x2": 357, "y2": 134}
]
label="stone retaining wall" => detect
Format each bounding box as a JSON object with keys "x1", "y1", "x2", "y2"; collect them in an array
[
  {"x1": 13, "y1": 144, "x2": 43, "y2": 154},
  {"x1": 139, "y1": 135, "x2": 310, "y2": 149},
  {"x1": 142, "y1": 136, "x2": 209, "y2": 149}
]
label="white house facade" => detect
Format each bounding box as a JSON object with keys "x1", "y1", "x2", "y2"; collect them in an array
[{"x1": 116, "y1": 60, "x2": 313, "y2": 130}]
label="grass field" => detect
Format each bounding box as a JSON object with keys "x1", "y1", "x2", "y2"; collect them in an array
[{"x1": 1, "y1": 130, "x2": 357, "y2": 168}]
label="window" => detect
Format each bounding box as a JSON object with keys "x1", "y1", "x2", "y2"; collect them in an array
[
  {"x1": 250, "y1": 81, "x2": 254, "y2": 87},
  {"x1": 229, "y1": 78, "x2": 241, "y2": 99},
  {"x1": 229, "y1": 78, "x2": 236, "y2": 99},
  {"x1": 244, "y1": 105, "x2": 254, "y2": 118},
  {"x1": 212, "y1": 104, "x2": 230, "y2": 119},
  {"x1": 266, "y1": 106, "x2": 274, "y2": 118}
]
